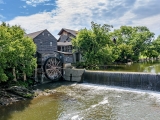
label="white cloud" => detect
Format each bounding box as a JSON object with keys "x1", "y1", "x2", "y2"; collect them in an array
[
  {"x1": 23, "y1": 0, "x2": 50, "y2": 7},
  {"x1": 132, "y1": 14, "x2": 160, "y2": 37},
  {"x1": 116, "y1": 11, "x2": 160, "y2": 37},
  {"x1": 108, "y1": 0, "x2": 160, "y2": 36},
  {"x1": 7, "y1": 0, "x2": 160, "y2": 38},
  {"x1": 7, "y1": 12, "x2": 53, "y2": 31},
  {"x1": 7, "y1": 0, "x2": 117, "y2": 38}
]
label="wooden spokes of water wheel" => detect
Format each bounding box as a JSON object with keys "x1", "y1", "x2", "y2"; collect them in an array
[{"x1": 43, "y1": 57, "x2": 62, "y2": 80}]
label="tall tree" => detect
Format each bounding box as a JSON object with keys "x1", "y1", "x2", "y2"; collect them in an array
[
  {"x1": 110, "y1": 26, "x2": 155, "y2": 62},
  {"x1": 0, "y1": 23, "x2": 10, "y2": 81},
  {"x1": 72, "y1": 22, "x2": 117, "y2": 69},
  {"x1": 152, "y1": 35, "x2": 160, "y2": 54},
  {"x1": 143, "y1": 35, "x2": 160, "y2": 58},
  {"x1": 0, "y1": 22, "x2": 36, "y2": 82}
]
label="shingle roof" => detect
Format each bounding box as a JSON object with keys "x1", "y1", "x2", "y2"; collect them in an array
[
  {"x1": 58, "y1": 35, "x2": 69, "y2": 42},
  {"x1": 25, "y1": 29, "x2": 46, "y2": 39},
  {"x1": 58, "y1": 28, "x2": 78, "y2": 36}
]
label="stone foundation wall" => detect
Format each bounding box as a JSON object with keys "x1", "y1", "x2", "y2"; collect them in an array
[{"x1": 63, "y1": 68, "x2": 85, "y2": 82}]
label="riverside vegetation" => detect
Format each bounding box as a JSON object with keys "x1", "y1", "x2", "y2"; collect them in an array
[
  {"x1": 0, "y1": 22, "x2": 36, "y2": 105},
  {"x1": 0, "y1": 22, "x2": 160, "y2": 105},
  {"x1": 72, "y1": 22, "x2": 160, "y2": 69}
]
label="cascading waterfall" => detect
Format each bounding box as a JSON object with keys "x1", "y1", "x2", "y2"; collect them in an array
[{"x1": 83, "y1": 71, "x2": 160, "y2": 91}]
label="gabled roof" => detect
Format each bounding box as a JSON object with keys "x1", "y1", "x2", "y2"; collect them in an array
[
  {"x1": 58, "y1": 28, "x2": 78, "y2": 36},
  {"x1": 25, "y1": 29, "x2": 46, "y2": 39},
  {"x1": 58, "y1": 35, "x2": 69, "y2": 42}
]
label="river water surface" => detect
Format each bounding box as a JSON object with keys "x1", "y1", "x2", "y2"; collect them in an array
[
  {"x1": 1, "y1": 81, "x2": 160, "y2": 120},
  {"x1": 1, "y1": 62, "x2": 160, "y2": 120},
  {"x1": 104, "y1": 62, "x2": 160, "y2": 73}
]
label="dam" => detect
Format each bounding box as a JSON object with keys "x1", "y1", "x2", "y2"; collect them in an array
[
  {"x1": 1, "y1": 63, "x2": 160, "y2": 120},
  {"x1": 83, "y1": 71, "x2": 160, "y2": 91}
]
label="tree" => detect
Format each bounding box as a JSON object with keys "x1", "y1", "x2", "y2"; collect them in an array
[
  {"x1": 0, "y1": 23, "x2": 10, "y2": 81},
  {"x1": 143, "y1": 35, "x2": 160, "y2": 58},
  {"x1": 0, "y1": 22, "x2": 37, "y2": 83},
  {"x1": 110, "y1": 26, "x2": 155, "y2": 62},
  {"x1": 72, "y1": 22, "x2": 117, "y2": 69},
  {"x1": 152, "y1": 35, "x2": 160, "y2": 55}
]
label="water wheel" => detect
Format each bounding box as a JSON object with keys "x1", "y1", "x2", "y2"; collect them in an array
[{"x1": 43, "y1": 57, "x2": 62, "y2": 80}]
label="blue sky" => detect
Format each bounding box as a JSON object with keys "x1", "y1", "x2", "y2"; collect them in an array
[{"x1": 0, "y1": 0, "x2": 160, "y2": 38}]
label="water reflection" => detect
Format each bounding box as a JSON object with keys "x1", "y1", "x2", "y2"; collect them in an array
[
  {"x1": 144, "y1": 64, "x2": 160, "y2": 73},
  {"x1": 105, "y1": 62, "x2": 160, "y2": 73},
  {"x1": 0, "y1": 100, "x2": 32, "y2": 120}
]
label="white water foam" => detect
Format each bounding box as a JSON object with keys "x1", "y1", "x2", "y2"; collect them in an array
[
  {"x1": 77, "y1": 83, "x2": 160, "y2": 99},
  {"x1": 91, "y1": 98, "x2": 108, "y2": 108},
  {"x1": 71, "y1": 115, "x2": 79, "y2": 120}
]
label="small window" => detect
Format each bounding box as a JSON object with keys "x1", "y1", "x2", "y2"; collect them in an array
[
  {"x1": 48, "y1": 34, "x2": 50, "y2": 36},
  {"x1": 50, "y1": 42, "x2": 52, "y2": 46},
  {"x1": 42, "y1": 33, "x2": 44, "y2": 36},
  {"x1": 66, "y1": 57, "x2": 68, "y2": 62}
]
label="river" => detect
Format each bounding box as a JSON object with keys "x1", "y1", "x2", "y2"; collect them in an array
[
  {"x1": 1, "y1": 81, "x2": 160, "y2": 120},
  {"x1": 0, "y1": 62, "x2": 160, "y2": 120},
  {"x1": 104, "y1": 62, "x2": 160, "y2": 73}
]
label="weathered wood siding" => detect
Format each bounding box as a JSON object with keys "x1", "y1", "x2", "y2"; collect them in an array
[{"x1": 34, "y1": 30, "x2": 57, "y2": 53}]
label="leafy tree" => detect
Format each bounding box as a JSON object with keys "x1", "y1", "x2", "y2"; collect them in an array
[
  {"x1": 72, "y1": 22, "x2": 117, "y2": 69},
  {"x1": 110, "y1": 26, "x2": 154, "y2": 62},
  {"x1": 143, "y1": 35, "x2": 160, "y2": 58},
  {"x1": 0, "y1": 22, "x2": 36, "y2": 83},
  {"x1": 152, "y1": 35, "x2": 160, "y2": 55},
  {"x1": 115, "y1": 44, "x2": 134, "y2": 63},
  {"x1": 0, "y1": 23, "x2": 9, "y2": 81}
]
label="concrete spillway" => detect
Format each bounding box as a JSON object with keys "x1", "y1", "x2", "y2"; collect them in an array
[{"x1": 83, "y1": 71, "x2": 160, "y2": 91}]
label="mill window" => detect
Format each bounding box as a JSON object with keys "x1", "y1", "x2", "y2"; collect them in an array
[{"x1": 50, "y1": 42, "x2": 52, "y2": 46}]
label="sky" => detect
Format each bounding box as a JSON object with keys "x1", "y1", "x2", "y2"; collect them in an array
[{"x1": 0, "y1": 0, "x2": 160, "y2": 38}]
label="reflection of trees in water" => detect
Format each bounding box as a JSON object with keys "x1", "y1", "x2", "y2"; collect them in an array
[
  {"x1": 155, "y1": 65, "x2": 160, "y2": 73},
  {"x1": 144, "y1": 64, "x2": 160, "y2": 73},
  {"x1": 133, "y1": 62, "x2": 160, "y2": 73},
  {"x1": 0, "y1": 100, "x2": 31, "y2": 120},
  {"x1": 103, "y1": 62, "x2": 160, "y2": 73}
]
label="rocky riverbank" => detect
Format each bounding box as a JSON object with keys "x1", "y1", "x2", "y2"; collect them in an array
[
  {"x1": 0, "y1": 85, "x2": 59, "y2": 106},
  {"x1": 0, "y1": 86, "x2": 34, "y2": 106},
  {"x1": 0, "y1": 81, "x2": 74, "y2": 106}
]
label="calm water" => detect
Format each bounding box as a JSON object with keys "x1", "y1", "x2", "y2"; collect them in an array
[
  {"x1": 1, "y1": 62, "x2": 160, "y2": 120},
  {"x1": 1, "y1": 82, "x2": 160, "y2": 120},
  {"x1": 105, "y1": 62, "x2": 160, "y2": 73}
]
